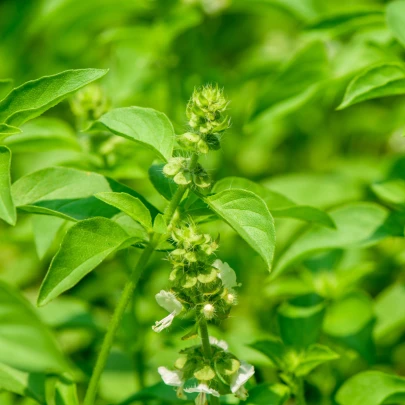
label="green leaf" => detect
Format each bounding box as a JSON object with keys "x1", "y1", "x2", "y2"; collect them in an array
[
  {"x1": 3, "y1": 117, "x2": 80, "y2": 151},
  {"x1": 253, "y1": 41, "x2": 328, "y2": 118},
  {"x1": 0, "y1": 78, "x2": 13, "y2": 100},
  {"x1": 205, "y1": 189, "x2": 276, "y2": 270},
  {"x1": 91, "y1": 107, "x2": 175, "y2": 161},
  {"x1": 32, "y1": 215, "x2": 66, "y2": 259},
  {"x1": 96, "y1": 192, "x2": 152, "y2": 231},
  {"x1": 149, "y1": 163, "x2": 178, "y2": 200},
  {"x1": 374, "y1": 284, "x2": 405, "y2": 344},
  {"x1": 0, "y1": 146, "x2": 16, "y2": 225},
  {"x1": 246, "y1": 382, "x2": 290, "y2": 405},
  {"x1": 0, "y1": 69, "x2": 108, "y2": 126},
  {"x1": 336, "y1": 371, "x2": 405, "y2": 405},
  {"x1": 11, "y1": 166, "x2": 158, "y2": 221},
  {"x1": 386, "y1": 0, "x2": 405, "y2": 48},
  {"x1": 337, "y1": 63, "x2": 405, "y2": 110},
  {"x1": 278, "y1": 301, "x2": 325, "y2": 348},
  {"x1": 250, "y1": 339, "x2": 288, "y2": 369},
  {"x1": 213, "y1": 177, "x2": 335, "y2": 228},
  {"x1": 37, "y1": 217, "x2": 138, "y2": 306},
  {"x1": 0, "y1": 281, "x2": 70, "y2": 372},
  {"x1": 0, "y1": 124, "x2": 21, "y2": 139},
  {"x1": 273, "y1": 203, "x2": 398, "y2": 278},
  {"x1": 0, "y1": 363, "x2": 46, "y2": 404},
  {"x1": 324, "y1": 292, "x2": 375, "y2": 362},
  {"x1": 54, "y1": 378, "x2": 79, "y2": 405},
  {"x1": 294, "y1": 344, "x2": 339, "y2": 377},
  {"x1": 372, "y1": 179, "x2": 405, "y2": 206}
]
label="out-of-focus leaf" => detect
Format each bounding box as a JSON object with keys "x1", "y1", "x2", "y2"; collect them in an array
[
  {"x1": 336, "y1": 371, "x2": 405, "y2": 405},
  {"x1": 278, "y1": 301, "x2": 325, "y2": 348},
  {"x1": 324, "y1": 292, "x2": 375, "y2": 362},
  {"x1": 96, "y1": 192, "x2": 152, "y2": 231},
  {"x1": 0, "y1": 79, "x2": 13, "y2": 100},
  {"x1": 206, "y1": 189, "x2": 276, "y2": 270},
  {"x1": 118, "y1": 382, "x2": 188, "y2": 404},
  {"x1": 306, "y1": 10, "x2": 384, "y2": 33},
  {"x1": 11, "y1": 167, "x2": 159, "y2": 221},
  {"x1": 0, "y1": 281, "x2": 70, "y2": 373},
  {"x1": 4, "y1": 117, "x2": 80, "y2": 152},
  {"x1": 386, "y1": 0, "x2": 405, "y2": 48},
  {"x1": 214, "y1": 177, "x2": 335, "y2": 228},
  {"x1": 294, "y1": 344, "x2": 339, "y2": 376},
  {"x1": 90, "y1": 107, "x2": 174, "y2": 161},
  {"x1": 32, "y1": 215, "x2": 66, "y2": 259},
  {"x1": 37, "y1": 218, "x2": 138, "y2": 306},
  {"x1": 253, "y1": 41, "x2": 328, "y2": 117},
  {"x1": 245, "y1": 382, "x2": 290, "y2": 405},
  {"x1": 337, "y1": 63, "x2": 405, "y2": 110},
  {"x1": 54, "y1": 378, "x2": 79, "y2": 405},
  {"x1": 0, "y1": 363, "x2": 46, "y2": 404},
  {"x1": 149, "y1": 163, "x2": 178, "y2": 200},
  {"x1": 372, "y1": 179, "x2": 405, "y2": 206},
  {"x1": 0, "y1": 146, "x2": 16, "y2": 225},
  {"x1": 273, "y1": 203, "x2": 400, "y2": 278},
  {"x1": 0, "y1": 69, "x2": 108, "y2": 126},
  {"x1": 250, "y1": 339, "x2": 288, "y2": 369},
  {"x1": 374, "y1": 284, "x2": 405, "y2": 344}
]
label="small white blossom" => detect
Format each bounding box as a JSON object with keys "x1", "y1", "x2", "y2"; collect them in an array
[
  {"x1": 158, "y1": 367, "x2": 187, "y2": 399},
  {"x1": 185, "y1": 383, "x2": 220, "y2": 404},
  {"x1": 230, "y1": 361, "x2": 254, "y2": 395},
  {"x1": 152, "y1": 290, "x2": 183, "y2": 332},
  {"x1": 158, "y1": 367, "x2": 183, "y2": 387},
  {"x1": 209, "y1": 336, "x2": 229, "y2": 351},
  {"x1": 213, "y1": 259, "x2": 240, "y2": 289}
]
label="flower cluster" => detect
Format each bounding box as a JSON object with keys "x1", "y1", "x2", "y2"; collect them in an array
[
  {"x1": 163, "y1": 157, "x2": 210, "y2": 188},
  {"x1": 70, "y1": 83, "x2": 110, "y2": 123},
  {"x1": 152, "y1": 221, "x2": 253, "y2": 403},
  {"x1": 178, "y1": 84, "x2": 230, "y2": 154},
  {"x1": 158, "y1": 337, "x2": 254, "y2": 403}
]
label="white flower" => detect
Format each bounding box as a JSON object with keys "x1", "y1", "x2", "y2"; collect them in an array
[
  {"x1": 158, "y1": 367, "x2": 183, "y2": 387},
  {"x1": 158, "y1": 367, "x2": 187, "y2": 399},
  {"x1": 152, "y1": 290, "x2": 183, "y2": 332},
  {"x1": 209, "y1": 336, "x2": 228, "y2": 351},
  {"x1": 185, "y1": 383, "x2": 220, "y2": 404},
  {"x1": 213, "y1": 259, "x2": 240, "y2": 289},
  {"x1": 230, "y1": 361, "x2": 254, "y2": 395}
]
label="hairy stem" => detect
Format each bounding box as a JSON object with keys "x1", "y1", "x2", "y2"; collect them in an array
[
  {"x1": 198, "y1": 317, "x2": 220, "y2": 405},
  {"x1": 83, "y1": 154, "x2": 199, "y2": 405}
]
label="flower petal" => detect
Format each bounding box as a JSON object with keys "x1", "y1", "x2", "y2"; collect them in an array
[
  {"x1": 158, "y1": 367, "x2": 183, "y2": 387},
  {"x1": 155, "y1": 290, "x2": 183, "y2": 314},
  {"x1": 213, "y1": 260, "x2": 240, "y2": 289},
  {"x1": 152, "y1": 312, "x2": 175, "y2": 332},
  {"x1": 209, "y1": 336, "x2": 228, "y2": 351},
  {"x1": 185, "y1": 383, "x2": 220, "y2": 397},
  {"x1": 230, "y1": 361, "x2": 255, "y2": 393}
]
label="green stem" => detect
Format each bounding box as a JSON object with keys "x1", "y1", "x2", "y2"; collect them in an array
[
  {"x1": 83, "y1": 154, "x2": 199, "y2": 405},
  {"x1": 198, "y1": 317, "x2": 220, "y2": 405},
  {"x1": 296, "y1": 378, "x2": 306, "y2": 405}
]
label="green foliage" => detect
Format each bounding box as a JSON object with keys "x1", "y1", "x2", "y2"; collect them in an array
[
  {"x1": 0, "y1": 146, "x2": 15, "y2": 225},
  {"x1": 1, "y1": 0, "x2": 405, "y2": 404},
  {"x1": 37, "y1": 218, "x2": 139, "y2": 306},
  {"x1": 206, "y1": 189, "x2": 276, "y2": 270},
  {"x1": 0, "y1": 69, "x2": 108, "y2": 127},
  {"x1": 91, "y1": 107, "x2": 175, "y2": 161}
]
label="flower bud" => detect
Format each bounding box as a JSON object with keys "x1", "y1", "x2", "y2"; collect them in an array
[
  {"x1": 202, "y1": 303, "x2": 215, "y2": 320},
  {"x1": 163, "y1": 157, "x2": 186, "y2": 176}
]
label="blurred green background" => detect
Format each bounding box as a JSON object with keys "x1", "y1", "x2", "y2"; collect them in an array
[{"x1": 1, "y1": 0, "x2": 405, "y2": 404}]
